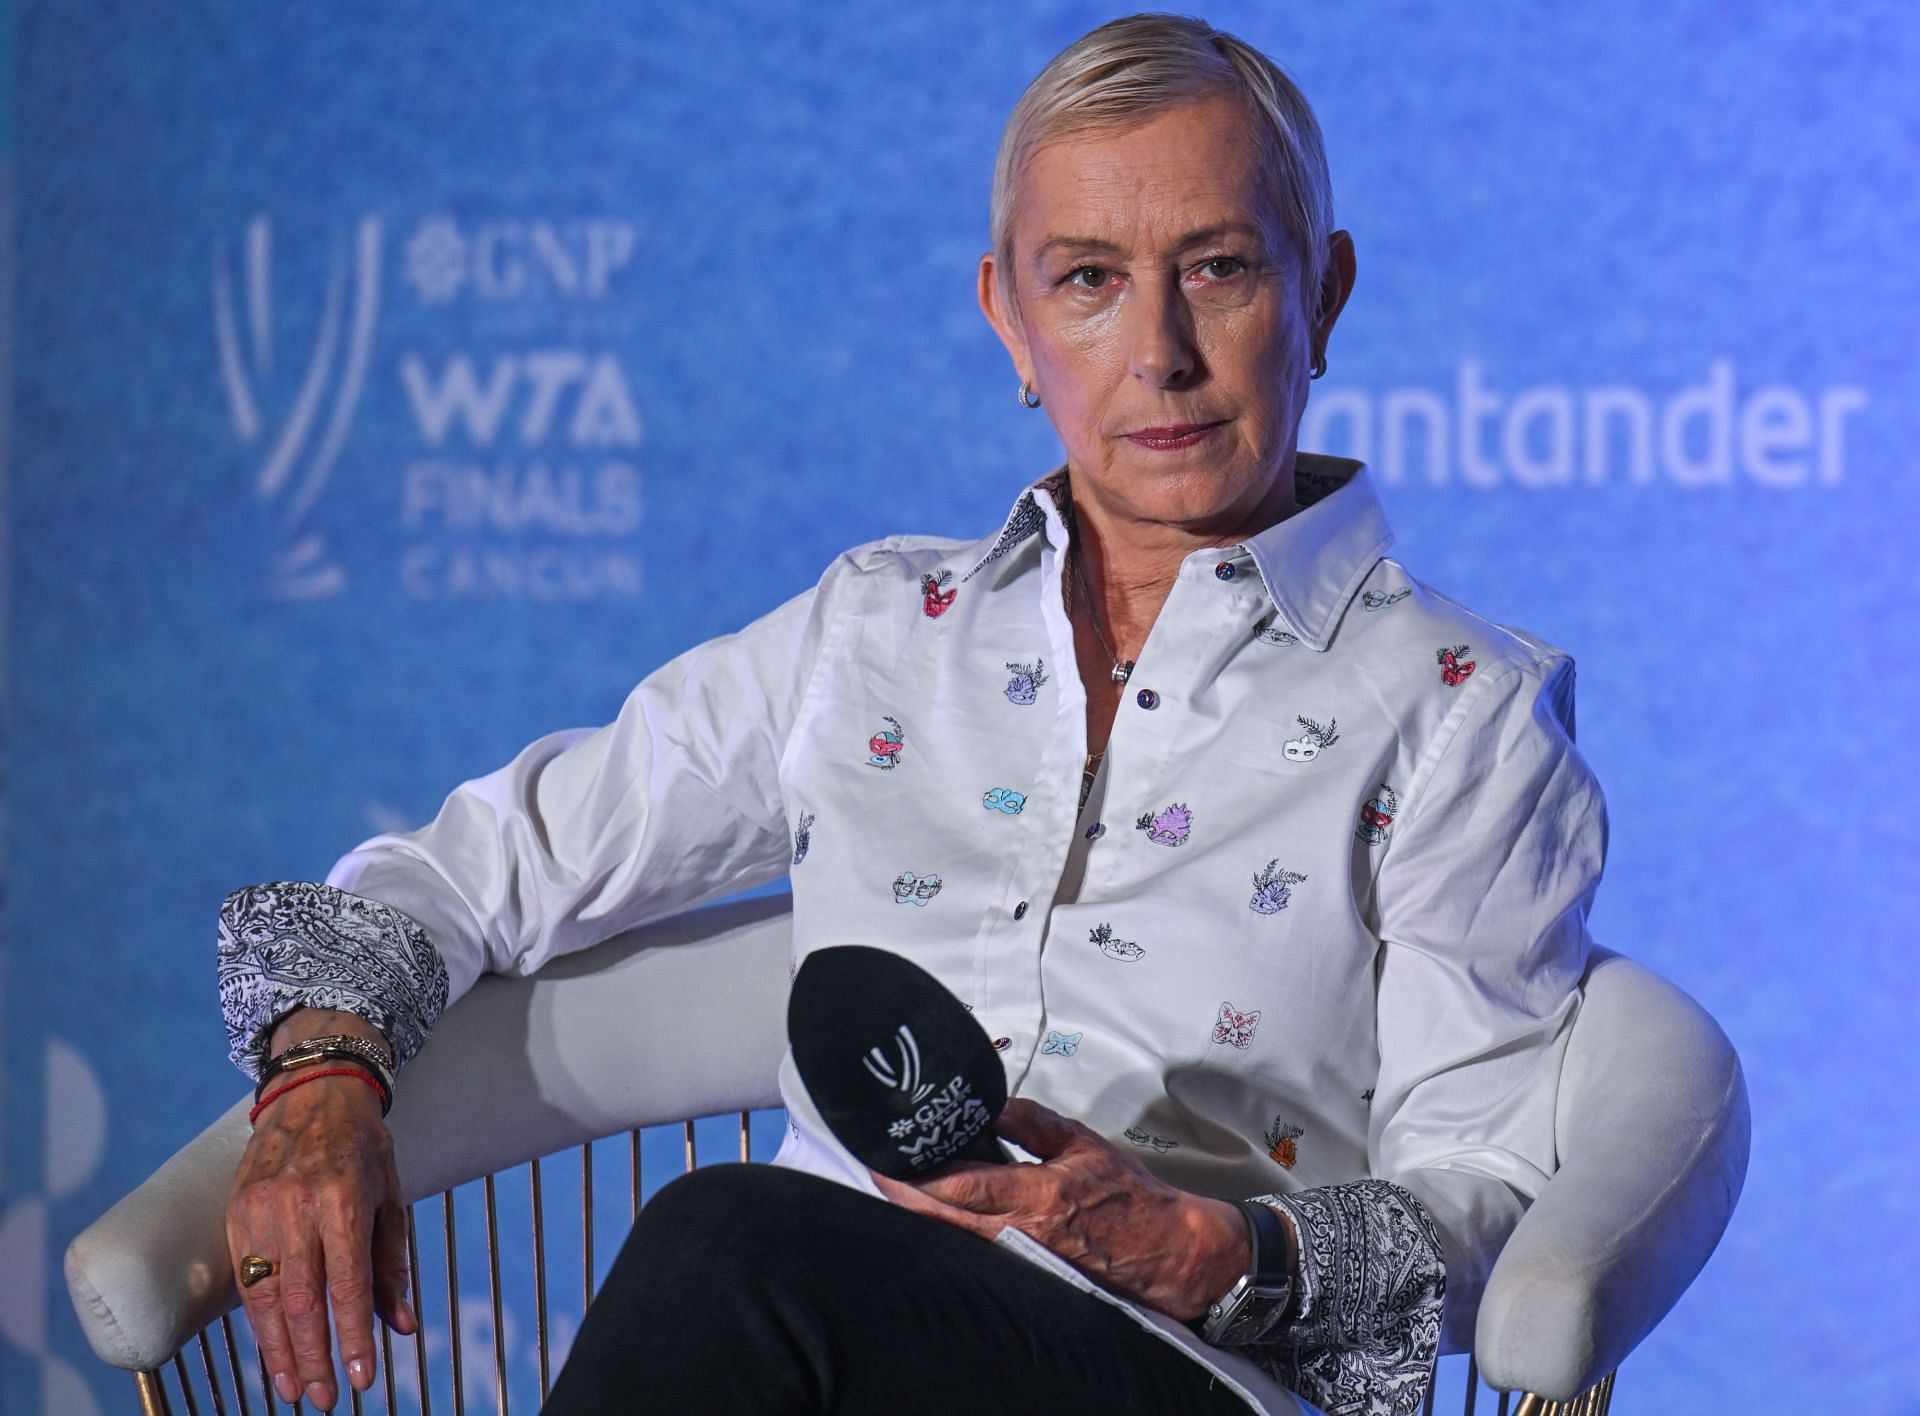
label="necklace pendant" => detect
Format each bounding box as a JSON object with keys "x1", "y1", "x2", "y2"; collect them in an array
[{"x1": 1111, "y1": 660, "x2": 1135, "y2": 685}]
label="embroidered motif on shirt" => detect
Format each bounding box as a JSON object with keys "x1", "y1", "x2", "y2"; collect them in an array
[
  {"x1": 891, "y1": 871, "x2": 943, "y2": 907},
  {"x1": 982, "y1": 787, "x2": 1027, "y2": 814},
  {"x1": 1124, "y1": 1127, "x2": 1179, "y2": 1152},
  {"x1": 867, "y1": 715, "x2": 906, "y2": 769},
  {"x1": 1283, "y1": 715, "x2": 1340, "y2": 763},
  {"x1": 1041, "y1": 1030, "x2": 1083, "y2": 1057},
  {"x1": 1361, "y1": 587, "x2": 1411, "y2": 611},
  {"x1": 1356, "y1": 786, "x2": 1400, "y2": 844},
  {"x1": 1135, "y1": 802, "x2": 1193, "y2": 846},
  {"x1": 919, "y1": 570, "x2": 957, "y2": 618},
  {"x1": 1254, "y1": 614, "x2": 1299, "y2": 646},
  {"x1": 992, "y1": 1036, "x2": 1012, "y2": 1051},
  {"x1": 1437, "y1": 644, "x2": 1477, "y2": 687},
  {"x1": 1090, "y1": 922, "x2": 1145, "y2": 962},
  {"x1": 1213, "y1": 1001, "x2": 1262, "y2": 1049},
  {"x1": 1250, "y1": 861, "x2": 1309, "y2": 915},
  {"x1": 1003, "y1": 658, "x2": 1048, "y2": 705},
  {"x1": 1264, "y1": 1118, "x2": 1305, "y2": 1169},
  {"x1": 791, "y1": 812, "x2": 815, "y2": 865}
]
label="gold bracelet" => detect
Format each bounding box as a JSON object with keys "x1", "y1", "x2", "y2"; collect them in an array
[{"x1": 257, "y1": 1034, "x2": 396, "y2": 1103}]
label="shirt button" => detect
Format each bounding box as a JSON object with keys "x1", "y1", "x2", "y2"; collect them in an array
[
  {"x1": 1084, "y1": 821, "x2": 1105, "y2": 839},
  {"x1": 1013, "y1": 900, "x2": 1028, "y2": 920},
  {"x1": 1215, "y1": 561, "x2": 1237, "y2": 581},
  {"x1": 1135, "y1": 688, "x2": 1159, "y2": 710}
]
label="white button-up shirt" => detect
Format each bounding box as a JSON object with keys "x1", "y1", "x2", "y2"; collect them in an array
[{"x1": 221, "y1": 454, "x2": 1607, "y2": 1416}]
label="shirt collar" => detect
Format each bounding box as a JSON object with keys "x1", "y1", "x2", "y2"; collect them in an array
[
  {"x1": 960, "y1": 464, "x2": 1073, "y2": 584},
  {"x1": 962, "y1": 453, "x2": 1394, "y2": 654}
]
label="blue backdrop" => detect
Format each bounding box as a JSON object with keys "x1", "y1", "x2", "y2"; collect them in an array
[{"x1": 4, "y1": 2, "x2": 1916, "y2": 1411}]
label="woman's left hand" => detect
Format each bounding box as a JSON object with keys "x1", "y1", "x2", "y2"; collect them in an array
[{"x1": 872, "y1": 1097, "x2": 1248, "y2": 1320}]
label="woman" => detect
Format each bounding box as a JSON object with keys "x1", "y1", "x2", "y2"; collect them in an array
[{"x1": 219, "y1": 15, "x2": 1606, "y2": 1416}]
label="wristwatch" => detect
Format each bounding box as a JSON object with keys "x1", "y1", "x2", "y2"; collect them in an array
[{"x1": 1199, "y1": 1200, "x2": 1296, "y2": 1347}]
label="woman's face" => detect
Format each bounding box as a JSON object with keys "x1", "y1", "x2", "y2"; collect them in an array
[{"x1": 981, "y1": 94, "x2": 1353, "y2": 537}]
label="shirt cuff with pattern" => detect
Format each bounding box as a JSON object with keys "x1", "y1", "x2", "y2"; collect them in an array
[
  {"x1": 1249, "y1": 1179, "x2": 1446, "y2": 1416},
  {"x1": 217, "y1": 880, "x2": 451, "y2": 1082}
]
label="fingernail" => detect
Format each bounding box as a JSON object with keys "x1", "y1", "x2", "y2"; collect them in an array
[
  {"x1": 307, "y1": 1379, "x2": 333, "y2": 1409},
  {"x1": 273, "y1": 1372, "x2": 298, "y2": 1403},
  {"x1": 349, "y1": 1358, "x2": 371, "y2": 1387}
]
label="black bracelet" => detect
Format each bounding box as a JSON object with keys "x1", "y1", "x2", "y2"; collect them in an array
[
  {"x1": 256, "y1": 1043, "x2": 395, "y2": 1114},
  {"x1": 256, "y1": 1053, "x2": 394, "y2": 1116},
  {"x1": 1235, "y1": 1199, "x2": 1297, "y2": 1304}
]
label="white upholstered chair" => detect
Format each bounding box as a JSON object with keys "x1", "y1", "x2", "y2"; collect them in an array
[{"x1": 65, "y1": 894, "x2": 1749, "y2": 1415}]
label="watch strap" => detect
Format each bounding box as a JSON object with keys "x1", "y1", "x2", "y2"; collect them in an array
[
  {"x1": 1235, "y1": 1198, "x2": 1295, "y2": 1288},
  {"x1": 1200, "y1": 1200, "x2": 1297, "y2": 1347}
]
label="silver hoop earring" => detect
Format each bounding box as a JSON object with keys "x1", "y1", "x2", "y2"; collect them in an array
[
  {"x1": 1309, "y1": 351, "x2": 1328, "y2": 381},
  {"x1": 1018, "y1": 380, "x2": 1042, "y2": 408}
]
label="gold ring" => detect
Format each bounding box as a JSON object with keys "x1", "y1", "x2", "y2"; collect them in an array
[{"x1": 239, "y1": 1255, "x2": 280, "y2": 1288}]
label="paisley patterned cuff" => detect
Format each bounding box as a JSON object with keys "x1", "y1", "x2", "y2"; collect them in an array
[
  {"x1": 218, "y1": 881, "x2": 451, "y2": 1082},
  {"x1": 1251, "y1": 1179, "x2": 1445, "y2": 1416}
]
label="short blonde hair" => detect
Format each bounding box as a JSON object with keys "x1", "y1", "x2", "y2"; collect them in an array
[{"x1": 990, "y1": 13, "x2": 1334, "y2": 315}]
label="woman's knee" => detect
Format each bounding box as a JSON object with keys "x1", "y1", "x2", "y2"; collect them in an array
[{"x1": 618, "y1": 1163, "x2": 842, "y2": 1286}]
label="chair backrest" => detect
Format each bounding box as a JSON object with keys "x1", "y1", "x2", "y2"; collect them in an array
[{"x1": 67, "y1": 897, "x2": 1745, "y2": 1413}]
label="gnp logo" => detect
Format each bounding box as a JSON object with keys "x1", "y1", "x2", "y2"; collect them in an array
[
  {"x1": 403, "y1": 215, "x2": 639, "y2": 304},
  {"x1": 213, "y1": 214, "x2": 647, "y2": 602},
  {"x1": 213, "y1": 216, "x2": 380, "y2": 599}
]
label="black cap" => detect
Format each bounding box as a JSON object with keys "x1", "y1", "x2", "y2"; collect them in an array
[{"x1": 788, "y1": 945, "x2": 1010, "y2": 1179}]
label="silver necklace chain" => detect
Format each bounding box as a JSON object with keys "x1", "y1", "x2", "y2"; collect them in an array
[{"x1": 1067, "y1": 538, "x2": 1135, "y2": 685}]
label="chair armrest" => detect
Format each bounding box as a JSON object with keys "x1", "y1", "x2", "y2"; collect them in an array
[
  {"x1": 64, "y1": 893, "x2": 794, "y2": 1371},
  {"x1": 64, "y1": 1092, "x2": 258, "y2": 1371},
  {"x1": 1475, "y1": 949, "x2": 1751, "y2": 1397}
]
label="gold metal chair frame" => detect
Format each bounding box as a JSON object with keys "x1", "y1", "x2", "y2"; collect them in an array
[{"x1": 121, "y1": 1110, "x2": 1615, "y2": 1416}]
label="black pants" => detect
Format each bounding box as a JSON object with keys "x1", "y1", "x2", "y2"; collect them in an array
[{"x1": 542, "y1": 1163, "x2": 1256, "y2": 1415}]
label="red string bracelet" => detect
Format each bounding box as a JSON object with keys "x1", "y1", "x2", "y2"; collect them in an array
[{"x1": 249, "y1": 1066, "x2": 389, "y2": 1126}]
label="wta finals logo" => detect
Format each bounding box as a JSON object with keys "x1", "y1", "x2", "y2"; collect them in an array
[
  {"x1": 212, "y1": 216, "x2": 382, "y2": 599},
  {"x1": 211, "y1": 212, "x2": 644, "y2": 603}
]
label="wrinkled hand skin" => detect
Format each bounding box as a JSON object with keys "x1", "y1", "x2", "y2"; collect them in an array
[
  {"x1": 873, "y1": 1097, "x2": 1249, "y2": 1321},
  {"x1": 225, "y1": 1078, "x2": 417, "y2": 1412}
]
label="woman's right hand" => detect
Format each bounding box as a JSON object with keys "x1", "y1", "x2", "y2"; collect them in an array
[{"x1": 225, "y1": 1072, "x2": 417, "y2": 1411}]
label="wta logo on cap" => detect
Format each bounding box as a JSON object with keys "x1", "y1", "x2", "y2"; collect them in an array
[
  {"x1": 882, "y1": 1073, "x2": 993, "y2": 1171},
  {"x1": 790, "y1": 945, "x2": 1010, "y2": 1179},
  {"x1": 863, "y1": 1023, "x2": 935, "y2": 1105},
  {"x1": 866, "y1": 1021, "x2": 991, "y2": 1170}
]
